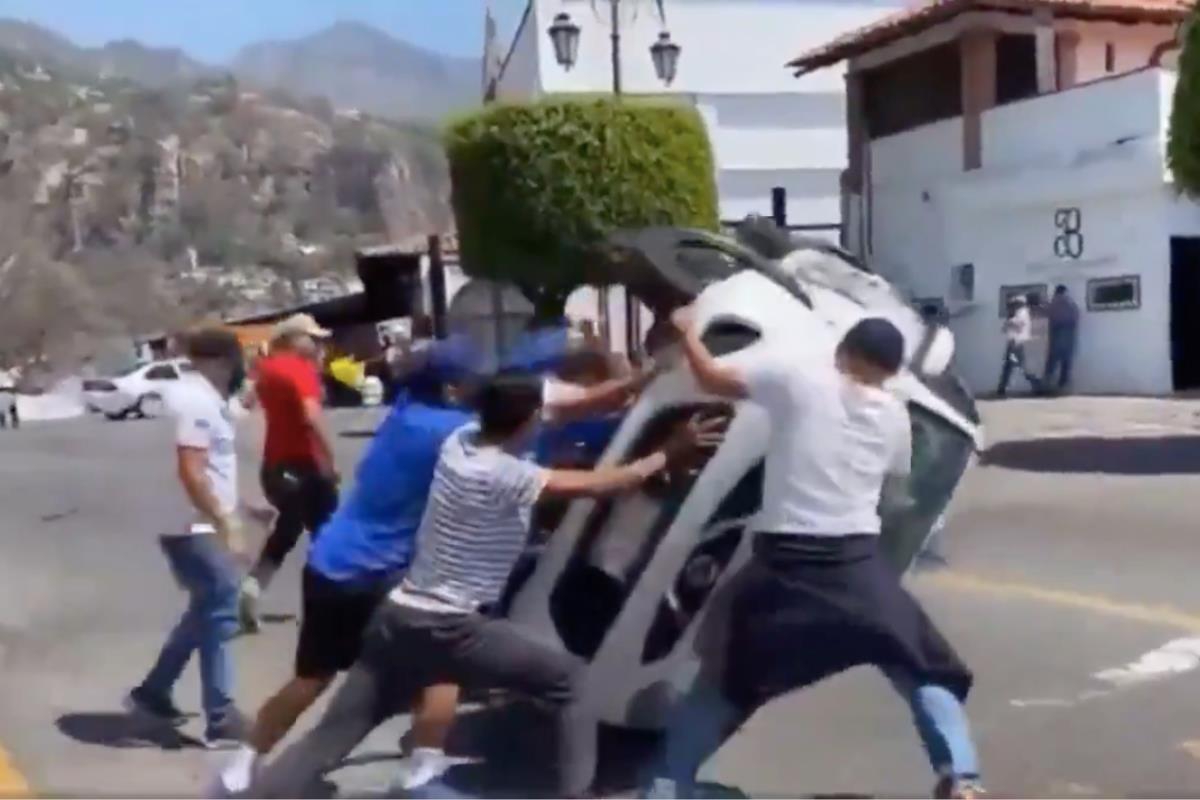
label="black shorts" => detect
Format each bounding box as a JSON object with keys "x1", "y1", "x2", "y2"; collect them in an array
[{"x1": 295, "y1": 567, "x2": 387, "y2": 679}]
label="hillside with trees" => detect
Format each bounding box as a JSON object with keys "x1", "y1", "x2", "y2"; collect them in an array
[{"x1": 0, "y1": 41, "x2": 453, "y2": 371}]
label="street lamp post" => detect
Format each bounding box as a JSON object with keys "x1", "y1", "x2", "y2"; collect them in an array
[{"x1": 548, "y1": 1, "x2": 681, "y2": 358}]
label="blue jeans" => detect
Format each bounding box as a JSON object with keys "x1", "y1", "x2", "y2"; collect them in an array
[
  {"x1": 139, "y1": 534, "x2": 240, "y2": 725},
  {"x1": 647, "y1": 670, "x2": 980, "y2": 796},
  {"x1": 1043, "y1": 333, "x2": 1076, "y2": 389}
]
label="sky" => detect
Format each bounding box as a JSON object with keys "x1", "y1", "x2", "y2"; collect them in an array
[{"x1": 0, "y1": 0, "x2": 528, "y2": 62}]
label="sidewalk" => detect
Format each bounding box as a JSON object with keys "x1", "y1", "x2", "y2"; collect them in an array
[{"x1": 978, "y1": 396, "x2": 1200, "y2": 444}]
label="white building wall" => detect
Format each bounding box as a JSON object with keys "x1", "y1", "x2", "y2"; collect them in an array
[
  {"x1": 864, "y1": 68, "x2": 1180, "y2": 395},
  {"x1": 496, "y1": 0, "x2": 907, "y2": 227},
  {"x1": 1067, "y1": 21, "x2": 1174, "y2": 82},
  {"x1": 494, "y1": 7, "x2": 542, "y2": 101},
  {"x1": 982, "y1": 68, "x2": 1166, "y2": 171}
]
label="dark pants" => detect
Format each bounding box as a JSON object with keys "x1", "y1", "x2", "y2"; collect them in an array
[
  {"x1": 650, "y1": 534, "x2": 977, "y2": 792},
  {"x1": 139, "y1": 534, "x2": 240, "y2": 726},
  {"x1": 997, "y1": 341, "x2": 1040, "y2": 396},
  {"x1": 0, "y1": 391, "x2": 15, "y2": 429},
  {"x1": 253, "y1": 463, "x2": 338, "y2": 584},
  {"x1": 252, "y1": 601, "x2": 591, "y2": 798},
  {"x1": 1043, "y1": 331, "x2": 1076, "y2": 390}
]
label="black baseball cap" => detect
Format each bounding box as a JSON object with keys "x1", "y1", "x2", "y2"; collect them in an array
[{"x1": 839, "y1": 317, "x2": 905, "y2": 374}]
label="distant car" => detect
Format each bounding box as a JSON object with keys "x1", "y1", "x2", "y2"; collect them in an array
[{"x1": 82, "y1": 359, "x2": 194, "y2": 420}]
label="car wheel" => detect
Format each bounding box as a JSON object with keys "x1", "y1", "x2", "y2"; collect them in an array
[{"x1": 137, "y1": 394, "x2": 165, "y2": 419}]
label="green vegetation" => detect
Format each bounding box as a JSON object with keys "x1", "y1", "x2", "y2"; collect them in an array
[
  {"x1": 444, "y1": 97, "x2": 718, "y2": 316},
  {"x1": 1169, "y1": 13, "x2": 1200, "y2": 195}
]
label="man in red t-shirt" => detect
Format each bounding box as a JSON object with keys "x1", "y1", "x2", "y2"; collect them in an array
[{"x1": 240, "y1": 313, "x2": 340, "y2": 633}]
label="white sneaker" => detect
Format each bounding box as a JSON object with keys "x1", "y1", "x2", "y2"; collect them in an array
[
  {"x1": 238, "y1": 577, "x2": 261, "y2": 635},
  {"x1": 211, "y1": 745, "x2": 259, "y2": 797},
  {"x1": 388, "y1": 747, "x2": 452, "y2": 793}
]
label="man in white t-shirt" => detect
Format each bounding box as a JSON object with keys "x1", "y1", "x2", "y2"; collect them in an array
[
  {"x1": 126, "y1": 328, "x2": 251, "y2": 749},
  {"x1": 997, "y1": 295, "x2": 1042, "y2": 397},
  {"x1": 646, "y1": 313, "x2": 982, "y2": 800}
]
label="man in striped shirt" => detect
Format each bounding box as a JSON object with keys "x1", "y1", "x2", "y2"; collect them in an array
[{"x1": 251, "y1": 371, "x2": 723, "y2": 798}]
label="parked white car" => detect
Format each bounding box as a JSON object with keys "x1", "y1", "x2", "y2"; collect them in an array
[{"x1": 82, "y1": 359, "x2": 193, "y2": 420}]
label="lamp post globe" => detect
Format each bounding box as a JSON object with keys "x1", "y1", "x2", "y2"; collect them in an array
[
  {"x1": 650, "y1": 30, "x2": 681, "y2": 85},
  {"x1": 548, "y1": 12, "x2": 582, "y2": 70}
]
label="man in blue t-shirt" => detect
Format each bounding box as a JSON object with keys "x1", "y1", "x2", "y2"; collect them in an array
[{"x1": 216, "y1": 353, "x2": 652, "y2": 795}]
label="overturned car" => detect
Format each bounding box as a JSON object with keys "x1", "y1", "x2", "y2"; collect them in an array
[{"x1": 508, "y1": 221, "x2": 983, "y2": 733}]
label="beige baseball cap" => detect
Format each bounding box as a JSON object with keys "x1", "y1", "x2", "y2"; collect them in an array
[{"x1": 271, "y1": 313, "x2": 332, "y2": 342}]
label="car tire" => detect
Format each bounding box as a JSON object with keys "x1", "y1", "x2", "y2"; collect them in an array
[{"x1": 136, "y1": 394, "x2": 164, "y2": 419}]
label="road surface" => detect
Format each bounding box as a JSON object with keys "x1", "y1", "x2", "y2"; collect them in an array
[{"x1": 3, "y1": 398, "x2": 1200, "y2": 797}]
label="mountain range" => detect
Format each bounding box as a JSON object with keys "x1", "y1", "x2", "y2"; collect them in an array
[
  {"x1": 0, "y1": 18, "x2": 482, "y2": 122},
  {"x1": 0, "y1": 19, "x2": 466, "y2": 363}
]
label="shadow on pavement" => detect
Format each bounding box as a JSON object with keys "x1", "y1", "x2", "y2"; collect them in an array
[
  {"x1": 440, "y1": 702, "x2": 666, "y2": 798},
  {"x1": 56, "y1": 711, "x2": 202, "y2": 750},
  {"x1": 981, "y1": 435, "x2": 1200, "y2": 475},
  {"x1": 340, "y1": 429, "x2": 378, "y2": 440}
]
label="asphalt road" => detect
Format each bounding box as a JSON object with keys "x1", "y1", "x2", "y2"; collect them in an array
[{"x1": 4, "y1": 398, "x2": 1200, "y2": 797}]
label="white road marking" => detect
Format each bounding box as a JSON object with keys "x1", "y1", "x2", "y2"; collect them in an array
[
  {"x1": 1092, "y1": 637, "x2": 1200, "y2": 687},
  {"x1": 1010, "y1": 637, "x2": 1200, "y2": 709}
]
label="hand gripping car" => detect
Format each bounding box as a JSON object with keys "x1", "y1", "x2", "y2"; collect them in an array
[{"x1": 507, "y1": 221, "x2": 984, "y2": 735}]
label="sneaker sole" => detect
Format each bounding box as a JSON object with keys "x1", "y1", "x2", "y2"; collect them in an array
[
  {"x1": 238, "y1": 594, "x2": 261, "y2": 635},
  {"x1": 203, "y1": 737, "x2": 243, "y2": 751}
]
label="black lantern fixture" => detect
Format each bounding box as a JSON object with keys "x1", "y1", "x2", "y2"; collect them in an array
[
  {"x1": 548, "y1": 12, "x2": 582, "y2": 70},
  {"x1": 650, "y1": 30, "x2": 681, "y2": 86}
]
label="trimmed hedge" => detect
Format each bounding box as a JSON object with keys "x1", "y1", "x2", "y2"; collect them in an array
[
  {"x1": 1170, "y1": 13, "x2": 1200, "y2": 196},
  {"x1": 444, "y1": 97, "x2": 719, "y2": 315}
]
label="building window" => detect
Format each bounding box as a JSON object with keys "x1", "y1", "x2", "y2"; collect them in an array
[
  {"x1": 995, "y1": 34, "x2": 1039, "y2": 105},
  {"x1": 863, "y1": 42, "x2": 962, "y2": 139},
  {"x1": 1087, "y1": 275, "x2": 1140, "y2": 311},
  {"x1": 1104, "y1": 42, "x2": 1116, "y2": 73},
  {"x1": 951, "y1": 264, "x2": 975, "y2": 302},
  {"x1": 999, "y1": 283, "x2": 1048, "y2": 317}
]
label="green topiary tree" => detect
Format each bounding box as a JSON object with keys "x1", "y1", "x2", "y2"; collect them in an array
[
  {"x1": 1169, "y1": 13, "x2": 1200, "y2": 195},
  {"x1": 444, "y1": 97, "x2": 719, "y2": 317}
]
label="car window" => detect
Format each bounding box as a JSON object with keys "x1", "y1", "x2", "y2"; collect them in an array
[{"x1": 144, "y1": 364, "x2": 178, "y2": 381}]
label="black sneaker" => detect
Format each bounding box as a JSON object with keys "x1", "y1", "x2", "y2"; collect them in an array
[
  {"x1": 204, "y1": 708, "x2": 249, "y2": 750},
  {"x1": 125, "y1": 687, "x2": 187, "y2": 726}
]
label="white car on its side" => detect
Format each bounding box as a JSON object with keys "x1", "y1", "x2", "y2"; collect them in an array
[{"x1": 82, "y1": 359, "x2": 194, "y2": 420}]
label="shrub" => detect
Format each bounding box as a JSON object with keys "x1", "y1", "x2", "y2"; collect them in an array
[
  {"x1": 1169, "y1": 13, "x2": 1200, "y2": 195},
  {"x1": 444, "y1": 97, "x2": 718, "y2": 315}
]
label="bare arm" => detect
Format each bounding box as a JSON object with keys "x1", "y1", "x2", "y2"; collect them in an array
[
  {"x1": 545, "y1": 373, "x2": 649, "y2": 423},
  {"x1": 542, "y1": 452, "x2": 669, "y2": 498},
  {"x1": 674, "y1": 309, "x2": 749, "y2": 400},
  {"x1": 177, "y1": 446, "x2": 243, "y2": 552},
  {"x1": 302, "y1": 397, "x2": 337, "y2": 477},
  {"x1": 541, "y1": 413, "x2": 727, "y2": 499}
]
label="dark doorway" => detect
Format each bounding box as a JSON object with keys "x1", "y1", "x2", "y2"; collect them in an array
[{"x1": 1170, "y1": 237, "x2": 1200, "y2": 390}]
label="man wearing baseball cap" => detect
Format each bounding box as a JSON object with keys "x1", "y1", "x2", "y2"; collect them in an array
[
  {"x1": 239, "y1": 313, "x2": 339, "y2": 632},
  {"x1": 648, "y1": 313, "x2": 982, "y2": 799}
]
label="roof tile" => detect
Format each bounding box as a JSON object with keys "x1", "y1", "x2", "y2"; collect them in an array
[{"x1": 788, "y1": 0, "x2": 1190, "y2": 74}]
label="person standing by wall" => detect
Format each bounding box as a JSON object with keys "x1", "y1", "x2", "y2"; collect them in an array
[
  {"x1": 239, "y1": 314, "x2": 340, "y2": 633},
  {"x1": 125, "y1": 328, "x2": 249, "y2": 748},
  {"x1": 997, "y1": 296, "x2": 1041, "y2": 398},
  {"x1": 1043, "y1": 285, "x2": 1080, "y2": 392},
  {"x1": 1025, "y1": 292, "x2": 1049, "y2": 396}
]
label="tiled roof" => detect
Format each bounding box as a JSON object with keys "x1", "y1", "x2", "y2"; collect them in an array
[{"x1": 788, "y1": 0, "x2": 1191, "y2": 75}]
